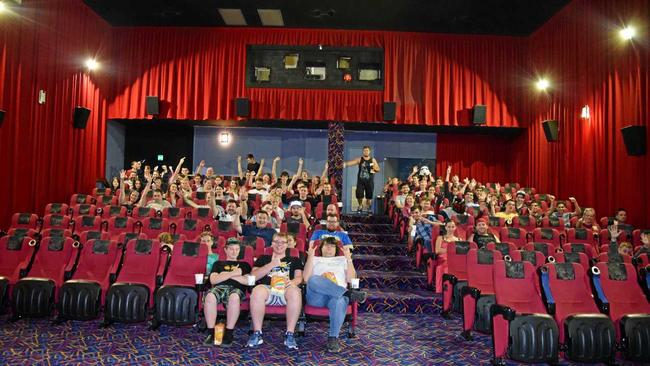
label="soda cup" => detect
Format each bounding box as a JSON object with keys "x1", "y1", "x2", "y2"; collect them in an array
[
  {"x1": 214, "y1": 323, "x2": 225, "y2": 345},
  {"x1": 351, "y1": 278, "x2": 360, "y2": 289}
]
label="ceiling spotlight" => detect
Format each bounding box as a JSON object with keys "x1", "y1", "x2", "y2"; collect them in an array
[
  {"x1": 85, "y1": 58, "x2": 99, "y2": 71},
  {"x1": 535, "y1": 78, "x2": 550, "y2": 91},
  {"x1": 619, "y1": 25, "x2": 636, "y2": 40},
  {"x1": 0, "y1": 3, "x2": 6, "y2": 12}
]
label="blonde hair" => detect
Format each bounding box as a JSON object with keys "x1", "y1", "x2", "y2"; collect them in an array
[{"x1": 158, "y1": 232, "x2": 174, "y2": 245}]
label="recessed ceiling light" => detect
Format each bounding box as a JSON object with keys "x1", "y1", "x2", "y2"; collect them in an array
[
  {"x1": 258, "y1": 9, "x2": 284, "y2": 26},
  {"x1": 218, "y1": 9, "x2": 247, "y2": 26}
]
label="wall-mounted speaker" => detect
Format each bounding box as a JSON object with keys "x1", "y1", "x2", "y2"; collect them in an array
[
  {"x1": 0, "y1": 109, "x2": 5, "y2": 127},
  {"x1": 620, "y1": 125, "x2": 646, "y2": 156},
  {"x1": 383, "y1": 102, "x2": 396, "y2": 122},
  {"x1": 472, "y1": 104, "x2": 487, "y2": 125},
  {"x1": 73, "y1": 107, "x2": 91, "y2": 129},
  {"x1": 145, "y1": 96, "x2": 159, "y2": 115},
  {"x1": 235, "y1": 98, "x2": 250, "y2": 117},
  {"x1": 542, "y1": 120, "x2": 559, "y2": 142}
]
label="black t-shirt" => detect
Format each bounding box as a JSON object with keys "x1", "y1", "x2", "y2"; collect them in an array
[
  {"x1": 253, "y1": 255, "x2": 303, "y2": 286},
  {"x1": 357, "y1": 157, "x2": 374, "y2": 180},
  {"x1": 473, "y1": 233, "x2": 497, "y2": 249},
  {"x1": 285, "y1": 216, "x2": 303, "y2": 226},
  {"x1": 247, "y1": 162, "x2": 260, "y2": 173},
  {"x1": 210, "y1": 260, "x2": 252, "y2": 292}
]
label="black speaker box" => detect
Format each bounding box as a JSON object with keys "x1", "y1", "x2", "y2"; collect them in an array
[
  {"x1": 73, "y1": 107, "x2": 91, "y2": 129},
  {"x1": 145, "y1": 96, "x2": 159, "y2": 115},
  {"x1": 235, "y1": 98, "x2": 250, "y2": 117},
  {"x1": 0, "y1": 110, "x2": 5, "y2": 127},
  {"x1": 472, "y1": 104, "x2": 487, "y2": 125},
  {"x1": 542, "y1": 120, "x2": 559, "y2": 142},
  {"x1": 620, "y1": 125, "x2": 646, "y2": 156},
  {"x1": 383, "y1": 102, "x2": 396, "y2": 122}
]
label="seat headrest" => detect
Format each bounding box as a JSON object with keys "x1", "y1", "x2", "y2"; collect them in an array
[
  {"x1": 540, "y1": 229, "x2": 554, "y2": 240},
  {"x1": 109, "y1": 206, "x2": 122, "y2": 216},
  {"x1": 81, "y1": 216, "x2": 95, "y2": 227},
  {"x1": 18, "y1": 213, "x2": 32, "y2": 224},
  {"x1": 476, "y1": 249, "x2": 494, "y2": 265},
  {"x1": 454, "y1": 241, "x2": 470, "y2": 254},
  {"x1": 50, "y1": 203, "x2": 63, "y2": 213},
  {"x1": 518, "y1": 216, "x2": 530, "y2": 225},
  {"x1": 195, "y1": 192, "x2": 207, "y2": 200},
  {"x1": 134, "y1": 239, "x2": 153, "y2": 255},
  {"x1": 183, "y1": 219, "x2": 197, "y2": 231},
  {"x1": 507, "y1": 228, "x2": 521, "y2": 239},
  {"x1": 533, "y1": 243, "x2": 549, "y2": 256},
  {"x1": 574, "y1": 229, "x2": 588, "y2": 240},
  {"x1": 181, "y1": 241, "x2": 200, "y2": 257},
  {"x1": 607, "y1": 262, "x2": 627, "y2": 281},
  {"x1": 548, "y1": 217, "x2": 560, "y2": 227},
  {"x1": 78, "y1": 205, "x2": 91, "y2": 215},
  {"x1": 520, "y1": 250, "x2": 538, "y2": 266},
  {"x1": 50, "y1": 215, "x2": 64, "y2": 226},
  {"x1": 218, "y1": 221, "x2": 233, "y2": 231},
  {"x1": 148, "y1": 218, "x2": 162, "y2": 229},
  {"x1": 92, "y1": 240, "x2": 110, "y2": 254},
  {"x1": 86, "y1": 231, "x2": 103, "y2": 240},
  {"x1": 47, "y1": 229, "x2": 66, "y2": 238},
  {"x1": 167, "y1": 207, "x2": 180, "y2": 217},
  {"x1": 287, "y1": 222, "x2": 300, "y2": 233},
  {"x1": 554, "y1": 263, "x2": 575, "y2": 280},
  {"x1": 505, "y1": 261, "x2": 525, "y2": 279},
  {"x1": 7, "y1": 236, "x2": 23, "y2": 250},
  {"x1": 563, "y1": 252, "x2": 581, "y2": 264},
  {"x1": 75, "y1": 194, "x2": 88, "y2": 203},
  {"x1": 197, "y1": 207, "x2": 210, "y2": 217},
  {"x1": 570, "y1": 243, "x2": 585, "y2": 253},
  {"x1": 48, "y1": 237, "x2": 65, "y2": 251},
  {"x1": 114, "y1": 217, "x2": 128, "y2": 228},
  {"x1": 243, "y1": 236, "x2": 257, "y2": 246},
  {"x1": 495, "y1": 243, "x2": 511, "y2": 256}
]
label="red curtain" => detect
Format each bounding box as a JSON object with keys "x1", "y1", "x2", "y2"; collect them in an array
[
  {"x1": 108, "y1": 28, "x2": 526, "y2": 127},
  {"x1": 435, "y1": 134, "x2": 525, "y2": 184},
  {"x1": 522, "y1": 0, "x2": 650, "y2": 228},
  {"x1": 0, "y1": 0, "x2": 112, "y2": 228}
]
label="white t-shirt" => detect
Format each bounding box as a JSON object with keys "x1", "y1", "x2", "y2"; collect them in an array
[{"x1": 312, "y1": 256, "x2": 348, "y2": 288}]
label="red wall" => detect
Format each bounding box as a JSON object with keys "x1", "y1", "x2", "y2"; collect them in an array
[
  {"x1": 0, "y1": 0, "x2": 112, "y2": 228},
  {"x1": 522, "y1": 0, "x2": 650, "y2": 227}
]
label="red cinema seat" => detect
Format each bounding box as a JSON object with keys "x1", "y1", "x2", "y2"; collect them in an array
[
  {"x1": 561, "y1": 242, "x2": 597, "y2": 259},
  {"x1": 490, "y1": 260, "x2": 559, "y2": 364},
  {"x1": 487, "y1": 216, "x2": 505, "y2": 236},
  {"x1": 541, "y1": 216, "x2": 566, "y2": 230},
  {"x1": 512, "y1": 215, "x2": 536, "y2": 231},
  {"x1": 139, "y1": 217, "x2": 172, "y2": 238},
  {"x1": 172, "y1": 218, "x2": 208, "y2": 239},
  {"x1": 92, "y1": 188, "x2": 112, "y2": 197},
  {"x1": 453, "y1": 214, "x2": 475, "y2": 233},
  {"x1": 160, "y1": 207, "x2": 187, "y2": 219},
  {"x1": 41, "y1": 214, "x2": 71, "y2": 231},
  {"x1": 44, "y1": 203, "x2": 69, "y2": 216},
  {"x1": 553, "y1": 251, "x2": 590, "y2": 270},
  {"x1": 189, "y1": 207, "x2": 213, "y2": 220},
  {"x1": 70, "y1": 204, "x2": 97, "y2": 217},
  {"x1": 242, "y1": 236, "x2": 266, "y2": 258},
  {"x1": 103, "y1": 239, "x2": 166, "y2": 325},
  {"x1": 70, "y1": 194, "x2": 94, "y2": 206},
  {"x1": 12, "y1": 237, "x2": 80, "y2": 318},
  {"x1": 532, "y1": 228, "x2": 562, "y2": 248},
  {"x1": 78, "y1": 230, "x2": 110, "y2": 244},
  {"x1": 73, "y1": 215, "x2": 102, "y2": 234},
  {"x1": 511, "y1": 249, "x2": 547, "y2": 268},
  {"x1": 539, "y1": 262, "x2": 615, "y2": 363},
  {"x1": 57, "y1": 239, "x2": 121, "y2": 321},
  {"x1": 0, "y1": 236, "x2": 38, "y2": 285},
  {"x1": 591, "y1": 262, "x2": 650, "y2": 362},
  {"x1": 99, "y1": 205, "x2": 128, "y2": 219},
  {"x1": 40, "y1": 228, "x2": 73, "y2": 239},
  {"x1": 461, "y1": 248, "x2": 503, "y2": 340},
  {"x1": 11, "y1": 213, "x2": 39, "y2": 231},
  {"x1": 598, "y1": 229, "x2": 630, "y2": 246},
  {"x1": 7, "y1": 228, "x2": 38, "y2": 240},
  {"x1": 523, "y1": 242, "x2": 557, "y2": 258},
  {"x1": 566, "y1": 228, "x2": 597, "y2": 246},
  {"x1": 152, "y1": 240, "x2": 209, "y2": 328},
  {"x1": 116, "y1": 232, "x2": 148, "y2": 246},
  {"x1": 96, "y1": 195, "x2": 118, "y2": 207},
  {"x1": 441, "y1": 241, "x2": 478, "y2": 317},
  {"x1": 132, "y1": 206, "x2": 156, "y2": 220},
  {"x1": 487, "y1": 242, "x2": 518, "y2": 257},
  {"x1": 105, "y1": 217, "x2": 136, "y2": 240},
  {"x1": 596, "y1": 251, "x2": 632, "y2": 264},
  {"x1": 281, "y1": 222, "x2": 307, "y2": 242},
  {"x1": 499, "y1": 227, "x2": 528, "y2": 249}
]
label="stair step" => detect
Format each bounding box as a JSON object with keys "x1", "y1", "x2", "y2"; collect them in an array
[
  {"x1": 353, "y1": 254, "x2": 416, "y2": 271},
  {"x1": 353, "y1": 242, "x2": 409, "y2": 256},
  {"x1": 360, "y1": 288, "x2": 440, "y2": 314},
  {"x1": 343, "y1": 223, "x2": 395, "y2": 234},
  {"x1": 341, "y1": 214, "x2": 391, "y2": 224},
  {"x1": 358, "y1": 270, "x2": 428, "y2": 290},
  {"x1": 348, "y1": 231, "x2": 401, "y2": 244}
]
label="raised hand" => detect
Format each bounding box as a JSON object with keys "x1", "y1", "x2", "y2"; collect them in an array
[
  {"x1": 446, "y1": 166, "x2": 452, "y2": 174},
  {"x1": 179, "y1": 157, "x2": 186, "y2": 164},
  {"x1": 342, "y1": 245, "x2": 352, "y2": 260},
  {"x1": 274, "y1": 156, "x2": 281, "y2": 163},
  {"x1": 298, "y1": 158, "x2": 304, "y2": 165},
  {"x1": 568, "y1": 197, "x2": 577, "y2": 203},
  {"x1": 608, "y1": 224, "x2": 621, "y2": 239},
  {"x1": 412, "y1": 166, "x2": 419, "y2": 174},
  {"x1": 307, "y1": 244, "x2": 316, "y2": 257},
  {"x1": 120, "y1": 170, "x2": 126, "y2": 180},
  {"x1": 237, "y1": 156, "x2": 242, "y2": 162}
]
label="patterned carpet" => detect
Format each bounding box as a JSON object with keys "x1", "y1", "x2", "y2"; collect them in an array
[{"x1": 0, "y1": 313, "x2": 501, "y2": 365}]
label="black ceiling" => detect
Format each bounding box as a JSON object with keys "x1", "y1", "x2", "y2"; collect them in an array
[{"x1": 83, "y1": 0, "x2": 571, "y2": 36}]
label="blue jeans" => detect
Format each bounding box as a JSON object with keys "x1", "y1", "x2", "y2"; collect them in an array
[{"x1": 306, "y1": 275, "x2": 349, "y2": 337}]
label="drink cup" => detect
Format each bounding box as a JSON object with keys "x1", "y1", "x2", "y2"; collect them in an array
[
  {"x1": 350, "y1": 278, "x2": 360, "y2": 289},
  {"x1": 194, "y1": 273, "x2": 204, "y2": 284},
  {"x1": 247, "y1": 275, "x2": 256, "y2": 286}
]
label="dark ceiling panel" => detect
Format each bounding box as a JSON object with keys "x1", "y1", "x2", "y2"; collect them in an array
[{"x1": 83, "y1": 0, "x2": 570, "y2": 36}]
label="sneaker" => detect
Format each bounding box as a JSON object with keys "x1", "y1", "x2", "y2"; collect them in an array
[
  {"x1": 347, "y1": 289, "x2": 368, "y2": 304},
  {"x1": 247, "y1": 331, "x2": 263, "y2": 348},
  {"x1": 326, "y1": 337, "x2": 341, "y2": 353},
  {"x1": 203, "y1": 333, "x2": 215, "y2": 346},
  {"x1": 356, "y1": 208, "x2": 363, "y2": 214},
  {"x1": 284, "y1": 331, "x2": 298, "y2": 350},
  {"x1": 222, "y1": 329, "x2": 234, "y2": 346}
]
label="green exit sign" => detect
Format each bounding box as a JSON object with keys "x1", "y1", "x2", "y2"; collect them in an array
[{"x1": 157, "y1": 154, "x2": 164, "y2": 161}]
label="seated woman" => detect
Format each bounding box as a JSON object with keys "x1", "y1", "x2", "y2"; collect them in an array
[
  {"x1": 203, "y1": 238, "x2": 251, "y2": 346},
  {"x1": 434, "y1": 220, "x2": 461, "y2": 294},
  {"x1": 468, "y1": 218, "x2": 500, "y2": 248},
  {"x1": 303, "y1": 237, "x2": 367, "y2": 353},
  {"x1": 576, "y1": 207, "x2": 600, "y2": 231}
]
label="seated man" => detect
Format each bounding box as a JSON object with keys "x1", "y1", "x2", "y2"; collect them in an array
[
  {"x1": 394, "y1": 183, "x2": 411, "y2": 209},
  {"x1": 614, "y1": 208, "x2": 635, "y2": 233},
  {"x1": 408, "y1": 207, "x2": 440, "y2": 252},
  {"x1": 309, "y1": 214, "x2": 353, "y2": 247},
  {"x1": 233, "y1": 210, "x2": 276, "y2": 247},
  {"x1": 548, "y1": 196, "x2": 581, "y2": 228},
  {"x1": 468, "y1": 217, "x2": 500, "y2": 248},
  {"x1": 303, "y1": 237, "x2": 367, "y2": 353},
  {"x1": 203, "y1": 238, "x2": 251, "y2": 346},
  {"x1": 285, "y1": 201, "x2": 311, "y2": 231},
  {"x1": 247, "y1": 233, "x2": 304, "y2": 350},
  {"x1": 492, "y1": 199, "x2": 518, "y2": 225}
]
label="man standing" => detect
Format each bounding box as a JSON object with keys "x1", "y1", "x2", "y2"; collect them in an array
[{"x1": 343, "y1": 146, "x2": 380, "y2": 214}]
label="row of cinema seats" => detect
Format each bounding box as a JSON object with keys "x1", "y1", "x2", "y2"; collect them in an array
[
  {"x1": 415, "y1": 224, "x2": 645, "y2": 288},
  {"x1": 435, "y1": 241, "x2": 650, "y2": 364},
  {"x1": 0, "y1": 233, "x2": 357, "y2": 337}
]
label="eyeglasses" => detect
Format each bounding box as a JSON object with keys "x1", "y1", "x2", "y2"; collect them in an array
[{"x1": 273, "y1": 240, "x2": 288, "y2": 245}]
